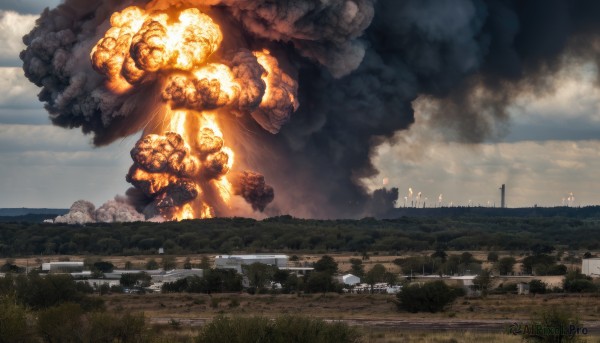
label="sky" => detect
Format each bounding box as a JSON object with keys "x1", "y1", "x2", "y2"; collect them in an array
[
  {"x1": 0, "y1": 2, "x2": 135, "y2": 208},
  {"x1": 1, "y1": 2, "x2": 600, "y2": 209}
]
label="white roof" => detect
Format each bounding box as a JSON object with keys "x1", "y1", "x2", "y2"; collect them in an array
[{"x1": 216, "y1": 254, "x2": 288, "y2": 259}]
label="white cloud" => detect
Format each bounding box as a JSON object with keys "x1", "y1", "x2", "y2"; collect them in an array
[
  {"x1": 366, "y1": 139, "x2": 600, "y2": 208},
  {"x1": 0, "y1": 67, "x2": 42, "y2": 108},
  {"x1": 0, "y1": 124, "x2": 137, "y2": 207},
  {"x1": 0, "y1": 10, "x2": 38, "y2": 67}
]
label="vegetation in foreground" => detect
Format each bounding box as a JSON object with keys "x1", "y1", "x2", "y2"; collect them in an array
[{"x1": 197, "y1": 315, "x2": 361, "y2": 343}]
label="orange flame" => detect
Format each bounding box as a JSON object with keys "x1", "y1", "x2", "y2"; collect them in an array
[{"x1": 93, "y1": 6, "x2": 281, "y2": 221}]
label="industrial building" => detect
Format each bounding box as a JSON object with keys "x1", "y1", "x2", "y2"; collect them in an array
[
  {"x1": 42, "y1": 261, "x2": 84, "y2": 273},
  {"x1": 582, "y1": 258, "x2": 600, "y2": 277},
  {"x1": 214, "y1": 254, "x2": 288, "y2": 273}
]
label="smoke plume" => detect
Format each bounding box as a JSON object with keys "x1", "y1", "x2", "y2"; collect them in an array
[
  {"x1": 55, "y1": 197, "x2": 144, "y2": 224},
  {"x1": 21, "y1": 0, "x2": 600, "y2": 219}
]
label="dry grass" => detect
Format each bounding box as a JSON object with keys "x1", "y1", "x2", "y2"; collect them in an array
[
  {"x1": 101, "y1": 292, "x2": 600, "y2": 323},
  {"x1": 363, "y1": 329, "x2": 524, "y2": 343}
]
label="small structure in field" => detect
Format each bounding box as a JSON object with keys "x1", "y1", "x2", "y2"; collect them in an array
[
  {"x1": 338, "y1": 273, "x2": 361, "y2": 286},
  {"x1": 42, "y1": 261, "x2": 84, "y2": 273},
  {"x1": 214, "y1": 254, "x2": 288, "y2": 273},
  {"x1": 582, "y1": 258, "x2": 600, "y2": 277},
  {"x1": 517, "y1": 282, "x2": 530, "y2": 295}
]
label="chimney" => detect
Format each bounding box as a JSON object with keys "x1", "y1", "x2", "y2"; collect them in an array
[{"x1": 500, "y1": 184, "x2": 506, "y2": 208}]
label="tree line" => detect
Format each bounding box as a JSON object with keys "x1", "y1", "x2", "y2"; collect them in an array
[{"x1": 1, "y1": 216, "x2": 600, "y2": 256}]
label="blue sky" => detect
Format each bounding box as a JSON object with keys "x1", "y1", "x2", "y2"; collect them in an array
[{"x1": 1, "y1": 2, "x2": 600, "y2": 209}]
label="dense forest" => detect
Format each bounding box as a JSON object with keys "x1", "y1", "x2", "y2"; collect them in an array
[{"x1": 1, "y1": 214, "x2": 600, "y2": 257}]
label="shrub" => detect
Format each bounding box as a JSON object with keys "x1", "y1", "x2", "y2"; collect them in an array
[
  {"x1": 396, "y1": 280, "x2": 459, "y2": 313},
  {"x1": 0, "y1": 296, "x2": 31, "y2": 343},
  {"x1": 521, "y1": 308, "x2": 584, "y2": 343},
  {"x1": 563, "y1": 271, "x2": 598, "y2": 293},
  {"x1": 529, "y1": 280, "x2": 547, "y2": 294},
  {"x1": 196, "y1": 315, "x2": 361, "y2": 343},
  {"x1": 37, "y1": 303, "x2": 86, "y2": 343}
]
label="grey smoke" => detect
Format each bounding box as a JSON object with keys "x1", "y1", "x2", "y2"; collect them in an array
[
  {"x1": 21, "y1": 0, "x2": 600, "y2": 219},
  {"x1": 54, "y1": 197, "x2": 144, "y2": 224}
]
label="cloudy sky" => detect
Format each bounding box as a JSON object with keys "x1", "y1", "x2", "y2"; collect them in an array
[
  {"x1": 0, "y1": 2, "x2": 135, "y2": 208},
  {"x1": 364, "y1": 62, "x2": 600, "y2": 208},
  {"x1": 1, "y1": 2, "x2": 600, "y2": 210}
]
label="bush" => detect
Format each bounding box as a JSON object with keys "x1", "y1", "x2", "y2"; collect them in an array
[
  {"x1": 37, "y1": 305, "x2": 147, "y2": 343},
  {"x1": 10, "y1": 273, "x2": 103, "y2": 311},
  {"x1": 563, "y1": 271, "x2": 598, "y2": 293},
  {"x1": 0, "y1": 296, "x2": 31, "y2": 343},
  {"x1": 37, "y1": 303, "x2": 86, "y2": 343},
  {"x1": 529, "y1": 280, "x2": 547, "y2": 294},
  {"x1": 521, "y1": 308, "x2": 584, "y2": 342},
  {"x1": 396, "y1": 281, "x2": 459, "y2": 313},
  {"x1": 196, "y1": 315, "x2": 361, "y2": 343}
]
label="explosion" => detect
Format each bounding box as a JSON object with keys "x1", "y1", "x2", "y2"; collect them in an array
[
  {"x1": 23, "y1": 1, "x2": 600, "y2": 220},
  {"x1": 90, "y1": 5, "x2": 298, "y2": 220}
]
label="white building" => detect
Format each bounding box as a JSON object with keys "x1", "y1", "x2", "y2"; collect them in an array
[
  {"x1": 42, "y1": 262, "x2": 84, "y2": 273},
  {"x1": 151, "y1": 269, "x2": 204, "y2": 283},
  {"x1": 280, "y1": 267, "x2": 314, "y2": 276},
  {"x1": 582, "y1": 258, "x2": 600, "y2": 277},
  {"x1": 214, "y1": 254, "x2": 288, "y2": 273},
  {"x1": 338, "y1": 274, "x2": 361, "y2": 286}
]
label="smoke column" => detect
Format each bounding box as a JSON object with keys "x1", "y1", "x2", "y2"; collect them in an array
[{"x1": 21, "y1": 0, "x2": 600, "y2": 219}]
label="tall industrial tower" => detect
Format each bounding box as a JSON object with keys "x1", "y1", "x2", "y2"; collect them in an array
[{"x1": 500, "y1": 184, "x2": 506, "y2": 208}]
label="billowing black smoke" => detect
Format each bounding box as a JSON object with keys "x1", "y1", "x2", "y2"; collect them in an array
[{"x1": 21, "y1": 0, "x2": 600, "y2": 218}]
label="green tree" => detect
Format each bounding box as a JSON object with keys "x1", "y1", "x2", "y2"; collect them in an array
[
  {"x1": 473, "y1": 269, "x2": 493, "y2": 296},
  {"x1": 93, "y1": 261, "x2": 114, "y2": 273},
  {"x1": 529, "y1": 279, "x2": 547, "y2": 294},
  {"x1": 37, "y1": 303, "x2": 86, "y2": 343},
  {"x1": 431, "y1": 249, "x2": 447, "y2": 263},
  {"x1": 495, "y1": 257, "x2": 516, "y2": 275},
  {"x1": 120, "y1": 272, "x2": 152, "y2": 288},
  {"x1": 146, "y1": 259, "x2": 159, "y2": 270},
  {"x1": 487, "y1": 251, "x2": 499, "y2": 262},
  {"x1": 314, "y1": 256, "x2": 338, "y2": 275},
  {"x1": 365, "y1": 264, "x2": 387, "y2": 292},
  {"x1": 161, "y1": 256, "x2": 177, "y2": 270},
  {"x1": 522, "y1": 254, "x2": 555, "y2": 275},
  {"x1": 242, "y1": 263, "x2": 275, "y2": 291},
  {"x1": 183, "y1": 257, "x2": 192, "y2": 269},
  {"x1": 0, "y1": 296, "x2": 31, "y2": 343},
  {"x1": 349, "y1": 258, "x2": 364, "y2": 278},
  {"x1": 563, "y1": 270, "x2": 597, "y2": 293},
  {"x1": 305, "y1": 272, "x2": 337, "y2": 293},
  {"x1": 396, "y1": 281, "x2": 458, "y2": 313},
  {"x1": 199, "y1": 256, "x2": 211, "y2": 269}
]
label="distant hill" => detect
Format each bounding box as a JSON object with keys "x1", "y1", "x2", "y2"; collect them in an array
[{"x1": 0, "y1": 208, "x2": 68, "y2": 217}]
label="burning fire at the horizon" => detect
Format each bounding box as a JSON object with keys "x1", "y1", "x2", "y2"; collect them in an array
[{"x1": 90, "y1": 6, "x2": 294, "y2": 221}]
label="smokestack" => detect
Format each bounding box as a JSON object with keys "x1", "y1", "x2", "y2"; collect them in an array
[{"x1": 500, "y1": 184, "x2": 506, "y2": 209}]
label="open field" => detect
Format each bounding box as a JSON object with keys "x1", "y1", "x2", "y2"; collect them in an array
[
  {"x1": 102, "y1": 292, "x2": 600, "y2": 322},
  {"x1": 103, "y1": 292, "x2": 600, "y2": 342}
]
